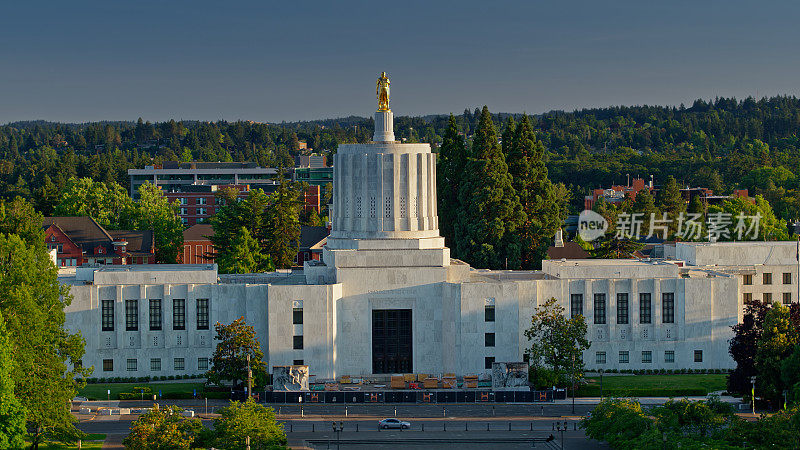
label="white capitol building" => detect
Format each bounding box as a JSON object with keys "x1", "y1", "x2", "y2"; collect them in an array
[{"x1": 63, "y1": 82, "x2": 799, "y2": 380}]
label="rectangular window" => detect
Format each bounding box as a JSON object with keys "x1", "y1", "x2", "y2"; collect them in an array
[
  {"x1": 764, "y1": 293, "x2": 772, "y2": 302},
  {"x1": 485, "y1": 356, "x2": 495, "y2": 370},
  {"x1": 173, "y1": 299, "x2": 186, "y2": 330},
  {"x1": 596, "y1": 351, "x2": 606, "y2": 364},
  {"x1": 125, "y1": 299, "x2": 138, "y2": 331},
  {"x1": 784, "y1": 292, "x2": 792, "y2": 305},
  {"x1": 198, "y1": 197, "x2": 207, "y2": 205},
  {"x1": 571, "y1": 294, "x2": 583, "y2": 318},
  {"x1": 174, "y1": 358, "x2": 185, "y2": 371},
  {"x1": 743, "y1": 274, "x2": 753, "y2": 285},
  {"x1": 665, "y1": 351, "x2": 675, "y2": 363},
  {"x1": 763, "y1": 273, "x2": 772, "y2": 285},
  {"x1": 196, "y1": 299, "x2": 209, "y2": 330},
  {"x1": 744, "y1": 293, "x2": 753, "y2": 303},
  {"x1": 103, "y1": 359, "x2": 113, "y2": 372},
  {"x1": 484, "y1": 305, "x2": 495, "y2": 322},
  {"x1": 293, "y1": 359, "x2": 304, "y2": 365},
  {"x1": 784, "y1": 272, "x2": 792, "y2": 285},
  {"x1": 594, "y1": 294, "x2": 606, "y2": 324},
  {"x1": 198, "y1": 358, "x2": 209, "y2": 371},
  {"x1": 642, "y1": 351, "x2": 652, "y2": 364},
  {"x1": 293, "y1": 307, "x2": 304, "y2": 325},
  {"x1": 485, "y1": 333, "x2": 495, "y2": 347},
  {"x1": 149, "y1": 299, "x2": 162, "y2": 331},
  {"x1": 101, "y1": 300, "x2": 115, "y2": 331},
  {"x1": 640, "y1": 293, "x2": 652, "y2": 324},
  {"x1": 617, "y1": 293, "x2": 629, "y2": 324},
  {"x1": 127, "y1": 358, "x2": 137, "y2": 372},
  {"x1": 662, "y1": 293, "x2": 675, "y2": 324},
  {"x1": 151, "y1": 358, "x2": 161, "y2": 371},
  {"x1": 293, "y1": 335, "x2": 304, "y2": 350},
  {"x1": 694, "y1": 350, "x2": 703, "y2": 363},
  {"x1": 619, "y1": 351, "x2": 629, "y2": 364}
]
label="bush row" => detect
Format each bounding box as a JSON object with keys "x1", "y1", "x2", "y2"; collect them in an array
[
  {"x1": 592, "y1": 368, "x2": 731, "y2": 375},
  {"x1": 82, "y1": 374, "x2": 205, "y2": 384}
]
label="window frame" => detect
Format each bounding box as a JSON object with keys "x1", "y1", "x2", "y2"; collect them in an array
[
  {"x1": 484, "y1": 305, "x2": 495, "y2": 322},
  {"x1": 149, "y1": 299, "x2": 162, "y2": 331},
  {"x1": 763, "y1": 272, "x2": 772, "y2": 285},
  {"x1": 784, "y1": 292, "x2": 792, "y2": 305},
  {"x1": 485, "y1": 332, "x2": 495, "y2": 347},
  {"x1": 198, "y1": 357, "x2": 209, "y2": 371},
  {"x1": 784, "y1": 272, "x2": 792, "y2": 285},
  {"x1": 743, "y1": 274, "x2": 753, "y2": 285},
  {"x1": 639, "y1": 293, "x2": 652, "y2": 324},
  {"x1": 196, "y1": 298, "x2": 209, "y2": 330},
  {"x1": 151, "y1": 358, "x2": 161, "y2": 372},
  {"x1": 665, "y1": 350, "x2": 675, "y2": 363},
  {"x1": 293, "y1": 307, "x2": 304, "y2": 325},
  {"x1": 619, "y1": 351, "x2": 629, "y2": 364},
  {"x1": 127, "y1": 358, "x2": 137, "y2": 372},
  {"x1": 617, "y1": 293, "x2": 629, "y2": 324},
  {"x1": 694, "y1": 350, "x2": 703, "y2": 363},
  {"x1": 570, "y1": 294, "x2": 583, "y2": 318},
  {"x1": 103, "y1": 359, "x2": 113, "y2": 372},
  {"x1": 596, "y1": 351, "x2": 606, "y2": 364},
  {"x1": 174, "y1": 358, "x2": 185, "y2": 371},
  {"x1": 593, "y1": 294, "x2": 606, "y2": 325},
  {"x1": 125, "y1": 299, "x2": 138, "y2": 331},
  {"x1": 662, "y1": 293, "x2": 675, "y2": 324},
  {"x1": 642, "y1": 351, "x2": 652, "y2": 364},
  {"x1": 484, "y1": 356, "x2": 495, "y2": 370},
  {"x1": 102, "y1": 300, "x2": 115, "y2": 331},
  {"x1": 293, "y1": 335, "x2": 304, "y2": 350},
  {"x1": 173, "y1": 299, "x2": 186, "y2": 330}
]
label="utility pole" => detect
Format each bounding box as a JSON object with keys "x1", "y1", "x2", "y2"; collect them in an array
[
  {"x1": 247, "y1": 353, "x2": 253, "y2": 400},
  {"x1": 571, "y1": 353, "x2": 576, "y2": 415}
]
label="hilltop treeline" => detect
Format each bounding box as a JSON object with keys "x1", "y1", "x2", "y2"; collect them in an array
[{"x1": 3, "y1": 95, "x2": 800, "y2": 218}]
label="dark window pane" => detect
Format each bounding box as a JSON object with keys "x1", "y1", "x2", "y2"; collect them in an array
[
  {"x1": 662, "y1": 293, "x2": 675, "y2": 324},
  {"x1": 571, "y1": 294, "x2": 583, "y2": 318},
  {"x1": 485, "y1": 333, "x2": 495, "y2": 347},
  {"x1": 197, "y1": 299, "x2": 209, "y2": 330},
  {"x1": 149, "y1": 299, "x2": 162, "y2": 331},
  {"x1": 617, "y1": 293, "x2": 629, "y2": 324},
  {"x1": 173, "y1": 299, "x2": 185, "y2": 330},
  {"x1": 125, "y1": 300, "x2": 138, "y2": 331},
  {"x1": 640, "y1": 293, "x2": 651, "y2": 324},
  {"x1": 594, "y1": 294, "x2": 606, "y2": 324},
  {"x1": 293, "y1": 308, "x2": 304, "y2": 325},
  {"x1": 484, "y1": 305, "x2": 495, "y2": 322},
  {"x1": 293, "y1": 335, "x2": 304, "y2": 350},
  {"x1": 102, "y1": 300, "x2": 115, "y2": 331}
]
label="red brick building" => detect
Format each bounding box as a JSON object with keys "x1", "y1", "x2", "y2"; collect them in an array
[
  {"x1": 43, "y1": 217, "x2": 155, "y2": 267},
  {"x1": 165, "y1": 184, "x2": 321, "y2": 227},
  {"x1": 180, "y1": 224, "x2": 329, "y2": 267},
  {"x1": 182, "y1": 224, "x2": 214, "y2": 264}
]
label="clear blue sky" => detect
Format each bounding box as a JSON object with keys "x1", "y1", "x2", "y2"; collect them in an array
[{"x1": 1, "y1": 1, "x2": 798, "y2": 123}]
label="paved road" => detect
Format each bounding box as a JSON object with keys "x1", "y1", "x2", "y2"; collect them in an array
[{"x1": 77, "y1": 418, "x2": 603, "y2": 450}]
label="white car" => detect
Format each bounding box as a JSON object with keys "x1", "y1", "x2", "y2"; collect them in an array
[{"x1": 378, "y1": 418, "x2": 411, "y2": 429}]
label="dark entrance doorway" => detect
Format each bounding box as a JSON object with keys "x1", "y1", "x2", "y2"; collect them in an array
[{"x1": 372, "y1": 309, "x2": 412, "y2": 374}]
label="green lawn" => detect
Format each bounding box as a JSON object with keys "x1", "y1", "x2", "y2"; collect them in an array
[
  {"x1": 28, "y1": 434, "x2": 105, "y2": 449},
  {"x1": 578, "y1": 374, "x2": 728, "y2": 397},
  {"x1": 79, "y1": 382, "x2": 205, "y2": 400}
]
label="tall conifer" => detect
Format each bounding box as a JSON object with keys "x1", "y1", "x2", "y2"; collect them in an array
[
  {"x1": 508, "y1": 115, "x2": 565, "y2": 269},
  {"x1": 437, "y1": 115, "x2": 467, "y2": 253},
  {"x1": 455, "y1": 106, "x2": 524, "y2": 269}
]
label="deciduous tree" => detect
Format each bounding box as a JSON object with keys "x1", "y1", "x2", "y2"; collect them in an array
[
  {"x1": 207, "y1": 317, "x2": 267, "y2": 389},
  {"x1": 123, "y1": 404, "x2": 202, "y2": 450},
  {"x1": 0, "y1": 311, "x2": 26, "y2": 449},
  {"x1": 208, "y1": 398, "x2": 288, "y2": 450}
]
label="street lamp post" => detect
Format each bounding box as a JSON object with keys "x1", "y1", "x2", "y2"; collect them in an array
[
  {"x1": 750, "y1": 376, "x2": 757, "y2": 415},
  {"x1": 555, "y1": 421, "x2": 568, "y2": 450},
  {"x1": 332, "y1": 421, "x2": 344, "y2": 450},
  {"x1": 599, "y1": 369, "x2": 604, "y2": 399}
]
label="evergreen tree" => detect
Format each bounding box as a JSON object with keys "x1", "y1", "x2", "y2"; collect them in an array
[
  {"x1": 500, "y1": 117, "x2": 516, "y2": 158},
  {"x1": 209, "y1": 187, "x2": 272, "y2": 273},
  {"x1": 263, "y1": 172, "x2": 301, "y2": 269},
  {"x1": 436, "y1": 115, "x2": 467, "y2": 253},
  {"x1": 455, "y1": 106, "x2": 524, "y2": 269},
  {"x1": 508, "y1": 115, "x2": 565, "y2": 269},
  {"x1": 631, "y1": 189, "x2": 659, "y2": 237},
  {"x1": 134, "y1": 183, "x2": 184, "y2": 264},
  {"x1": 217, "y1": 227, "x2": 274, "y2": 274},
  {"x1": 656, "y1": 176, "x2": 686, "y2": 237}
]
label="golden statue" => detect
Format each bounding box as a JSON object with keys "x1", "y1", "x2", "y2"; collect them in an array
[{"x1": 376, "y1": 71, "x2": 390, "y2": 111}]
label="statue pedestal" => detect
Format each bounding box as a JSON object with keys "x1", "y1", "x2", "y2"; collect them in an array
[{"x1": 373, "y1": 110, "x2": 395, "y2": 142}]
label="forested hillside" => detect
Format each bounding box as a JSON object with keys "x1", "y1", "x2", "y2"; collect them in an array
[{"x1": 3, "y1": 95, "x2": 800, "y2": 220}]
